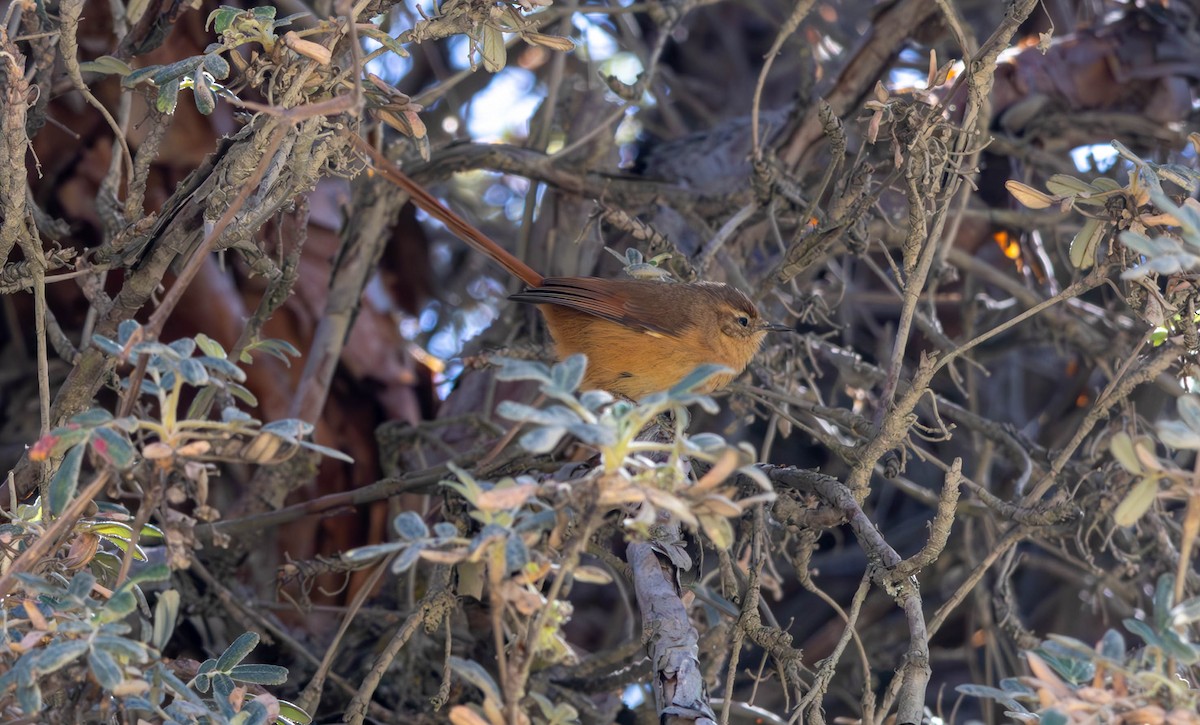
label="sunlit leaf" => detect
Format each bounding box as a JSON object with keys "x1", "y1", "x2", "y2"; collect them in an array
[
  {"x1": 1177, "y1": 395, "x2": 1200, "y2": 433},
  {"x1": 1068, "y1": 217, "x2": 1105, "y2": 270},
  {"x1": 80, "y1": 55, "x2": 132, "y2": 76},
  {"x1": 152, "y1": 590, "x2": 181, "y2": 652},
  {"x1": 480, "y1": 24, "x2": 506, "y2": 73},
  {"x1": 1005, "y1": 180, "x2": 1054, "y2": 209},
  {"x1": 1113, "y1": 476, "x2": 1157, "y2": 527},
  {"x1": 156, "y1": 78, "x2": 181, "y2": 114},
  {"x1": 1158, "y1": 419, "x2": 1200, "y2": 449},
  {"x1": 49, "y1": 444, "x2": 86, "y2": 516},
  {"x1": 1044, "y1": 174, "x2": 1096, "y2": 196}
]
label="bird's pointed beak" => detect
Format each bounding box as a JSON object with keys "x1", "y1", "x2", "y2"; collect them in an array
[{"x1": 761, "y1": 321, "x2": 793, "y2": 333}]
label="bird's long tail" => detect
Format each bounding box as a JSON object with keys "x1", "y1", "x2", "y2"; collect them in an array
[{"x1": 350, "y1": 133, "x2": 545, "y2": 288}]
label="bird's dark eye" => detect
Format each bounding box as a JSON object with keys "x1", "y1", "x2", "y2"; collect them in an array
[{"x1": 737, "y1": 316, "x2": 750, "y2": 327}]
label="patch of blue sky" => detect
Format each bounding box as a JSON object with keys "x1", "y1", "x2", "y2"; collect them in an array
[
  {"x1": 467, "y1": 67, "x2": 545, "y2": 141},
  {"x1": 1070, "y1": 144, "x2": 1120, "y2": 173},
  {"x1": 363, "y1": 37, "x2": 412, "y2": 82},
  {"x1": 571, "y1": 11, "x2": 619, "y2": 63}
]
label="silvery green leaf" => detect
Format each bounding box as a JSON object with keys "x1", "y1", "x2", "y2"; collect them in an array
[
  {"x1": 70, "y1": 407, "x2": 114, "y2": 427},
  {"x1": 449, "y1": 656, "x2": 502, "y2": 701},
  {"x1": 234, "y1": 699, "x2": 271, "y2": 725},
  {"x1": 34, "y1": 641, "x2": 88, "y2": 673},
  {"x1": 640, "y1": 390, "x2": 668, "y2": 407},
  {"x1": 122, "y1": 563, "x2": 165, "y2": 593},
  {"x1": 212, "y1": 673, "x2": 237, "y2": 716},
  {"x1": 1119, "y1": 231, "x2": 1168, "y2": 256},
  {"x1": 566, "y1": 422, "x2": 615, "y2": 446},
  {"x1": 954, "y1": 684, "x2": 1023, "y2": 711},
  {"x1": 131, "y1": 340, "x2": 177, "y2": 358},
  {"x1": 669, "y1": 364, "x2": 730, "y2": 395},
  {"x1": 221, "y1": 407, "x2": 254, "y2": 423},
  {"x1": 496, "y1": 402, "x2": 581, "y2": 426},
  {"x1": 1170, "y1": 596, "x2": 1200, "y2": 626},
  {"x1": 216, "y1": 632, "x2": 259, "y2": 672},
  {"x1": 229, "y1": 383, "x2": 258, "y2": 407},
  {"x1": 178, "y1": 358, "x2": 210, "y2": 386},
  {"x1": 297, "y1": 440, "x2": 354, "y2": 463},
  {"x1": 1123, "y1": 617, "x2": 1162, "y2": 648},
  {"x1": 1146, "y1": 256, "x2": 1183, "y2": 275},
  {"x1": 1153, "y1": 574, "x2": 1175, "y2": 629},
  {"x1": 551, "y1": 354, "x2": 587, "y2": 392},
  {"x1": 92, "y1": 636, "x2": 147, "y2": 662},
  {"x1": 1097, "y1": 629, "x2": 1126, "y2": 663},
  {"x1": 49, "y1": 444, "x2": 85, "y2": 517},
  {"x1": 89, "y1": 648, "x2": 122, "y2": 689},
  {"x1": 199, "y1": 355, "x2": 246, "y2": 381},
  {"x1": 67, "y1": 570, "x2": 97, "y2": 599},
  {"x1": 579, "y1": 389, "x2": 614, "y2": 411},
  {"x1": 504, "y1": 535, "x2": 529, "y2": 573},
  {"x1": 495, "y1": 357, "x2": 552, "y2": 384},
  {"x1": 117, "y1": 319, "x2": 141, "y2": 344},
  {"x1": 152, "y1": 590, "x2": 180, "y2": 651},
  {"x1": 468, "y1": 524, "x2": 510, "y2": 557},
  {"x1": 156, "y1": 77, "x2": 181, "y2": 114},
  {"x1": 998, "y1": 676, "x2": 1036, "y2": 696},
  {"x1": 392, "y1": 511, "x2": 429, "y2": 540},
  {"x1": 16, "y1": 683, "x2": 40, "y2": 714},
  {"x1": 1160, "y1": 629, "x2": 1200, "y2": 664},
  {"x1": 341, "y1": 541, "x2": 404, "y2": 563},
  {"x1": 229, "y1": 663, "x2": 289, "y2": 685},
  {"x1": 608, "y1": 400, "x2": 634, "y2": 417},
  {"x1": 92, "y1": 335, "x2": 124, "y2": 356},
  {"x1": 1158, "y1": 419, "x2": 1200, "y2": 449},
  {"x1": 1148, "y1": 188, "x2": 1200, "y2": 239},
  {"x1": 92, "y1": 428, "x2": 135, "y2": 469},
  {"x1": 262, "y1": 419, "x2": 313, "y2": 438},
  {"x1": 168, "y1": 338, "x2": 196, "y2": 357},
  {"x1": 432, "y1": 522, "x2": 459, "y2": 539},
  {"x1": 738, "y1": 465, "x2": 773, "y2": 491},
  {"x1": 1178, "y1": 395, "x2": 1200, "y2": 433},
  {"x1": 1039, "y1": 710, "x2": 1068, "y2": 725},
  {"x1": 519, "y1": 425, "x2": 567, "y2": 453},
  {"x1": 687, "y1": 433, "x2": 727, "y2": 452},
  {"x1": 202, "y1": 52, "x2": 230, "y2": 80},
  {"x1": 192, "y1": 73, "x2": 216, "y2": 115}
]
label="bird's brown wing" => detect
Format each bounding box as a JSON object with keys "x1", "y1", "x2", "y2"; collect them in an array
[{"x1": 509, "y1": 277, "x2": 681, "y2": 337}]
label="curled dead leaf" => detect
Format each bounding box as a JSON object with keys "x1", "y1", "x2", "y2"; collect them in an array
[
  {"x1": 523, "y1": 32, "x2": 574, "y2": 52},
  {"x1": 283, "y1": 31, "x2": 332, "y2": 65}
]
